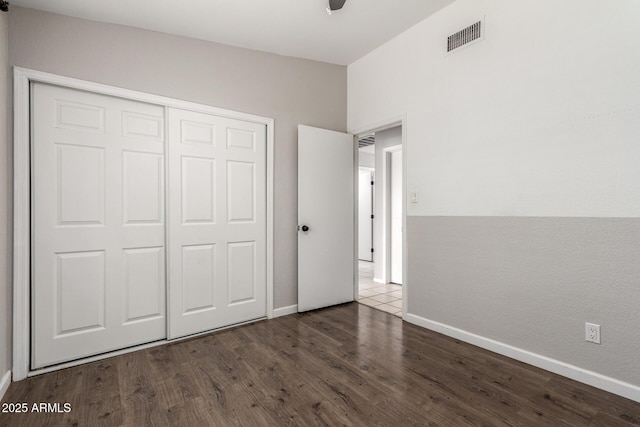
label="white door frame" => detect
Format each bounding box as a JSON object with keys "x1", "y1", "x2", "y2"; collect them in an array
[
  {"x1": 352, "y1": 116, "x2": 407, "y2": 318},
  {"x1": 12, "y1": 67, "x2": 275, "y2": 380}
]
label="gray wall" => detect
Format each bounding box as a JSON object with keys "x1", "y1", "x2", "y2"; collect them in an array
[
  {"x1": 8, "y1": 7, "x2": 347, "y2": 313},
  {"x1": 407, "y1": 216, "x2": 640, "y2": 385},
  {"x1": 0, "y1": 11, "x2": 10, "y2": 381}
]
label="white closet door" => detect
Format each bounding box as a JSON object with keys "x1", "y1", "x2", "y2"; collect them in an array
[
  {"x1": 168, "y1": 108, "x2": 266, "y2": 339},
  {"x1": 32, "y1": 83, "x2": 166, "y2": 368}
]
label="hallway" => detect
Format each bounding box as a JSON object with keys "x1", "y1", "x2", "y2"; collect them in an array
[{"x1": 357, "y1": 261, "x2": 402, "y2": 317}]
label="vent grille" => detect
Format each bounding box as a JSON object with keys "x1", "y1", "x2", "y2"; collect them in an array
[
  {"x1": 447, "y1": 21, "x2": 482, "y2": 52},
  {"x1": 358, "y1": 134, "x2": 375, "y2": 148}
]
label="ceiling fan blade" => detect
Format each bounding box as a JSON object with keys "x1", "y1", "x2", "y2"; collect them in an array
[{"x1": 329, "y1": 0, "x2": 347, "y2": 11}]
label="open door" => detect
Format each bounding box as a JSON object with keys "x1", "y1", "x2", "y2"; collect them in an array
[{"x1": 298, "y1": 125, "x2": 354, "y2": 312}]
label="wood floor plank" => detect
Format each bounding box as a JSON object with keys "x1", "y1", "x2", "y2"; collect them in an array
[
  {"x1": 2, "y1": 303, "x2": 640, "y2": 426},
  {"x1": 73, "y1": 360, "x2": 123, "y2": 427}
]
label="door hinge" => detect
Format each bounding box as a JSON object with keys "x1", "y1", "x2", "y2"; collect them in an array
[
  {"x1": 371, "y1": 181, "x2": 374, "y2": 185},
  {"x1": 370, "y1": 214, "x2": 374, "y2": 219},
  {"x1": 371, "y1": 248, "x2": 374, "y2": 253}
]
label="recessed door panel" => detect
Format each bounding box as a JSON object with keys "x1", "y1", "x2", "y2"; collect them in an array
[
  {"x1": 227, "y1": 161, "x2": 255, "y2": 223},
  {"x1": 55, "y1": 251, "x2": 106, "y2": 336},
  {"x1": 123, "y1": 152, "x2": 163, "y2": 224},
  {"x1": 57, "y1": 144, "x2": 105, "y2": 226},
  {"x1": 228, "y1": 241, "x2": 256, "y2": 305},
  {"x1": 181, "y1": 156, "x2": 216, "y2": 224},
  {"x1": 182, "y1": 120, "x2": 215, "y2": 146},
  {"x1": 182, "y1": 244, "x2": 216, "y2": 313},
  {"x1": 123, "y1": 247, "x2": 164, "y2": 323},
  {"x1": 227, "y1": 128, "x2": 255, "y2": 151},
  {"x1": 32, "y1": 83, "x2": 166, "y2": 368},
  {"x1": 122, "y1": 111, "x2": 163, "y2": 141},
  {"x1": 56, "y1": 100, "x2": 105, "y2": 133}
]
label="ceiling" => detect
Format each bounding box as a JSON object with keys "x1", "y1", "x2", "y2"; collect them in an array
[{"x1": 9, "y1": 0, "x2": 454, "y2": 65}]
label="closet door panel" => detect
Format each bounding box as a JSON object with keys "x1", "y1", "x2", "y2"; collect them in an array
[
  {"x1": 32, "y1": 83, "x2": 166, "y2": 368},
  {"x1": 168, "y1": 108, "x2": 266, "y2": 339}
]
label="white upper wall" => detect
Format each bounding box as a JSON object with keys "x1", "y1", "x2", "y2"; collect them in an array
[{"x1": 348, "y1": 0, "x2": 640, "y2": 218}]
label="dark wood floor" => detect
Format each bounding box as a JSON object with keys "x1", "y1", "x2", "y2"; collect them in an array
[{"x1": 2, "y1": 303, "x2": 639, "y2": 426}]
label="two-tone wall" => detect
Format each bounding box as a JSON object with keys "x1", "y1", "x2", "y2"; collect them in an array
[{"x1": 348, "y1": 0, "x2": 640, "y2": 400}]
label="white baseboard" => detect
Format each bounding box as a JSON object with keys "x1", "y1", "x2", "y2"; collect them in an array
[
  {"x1": 273, "y1": 304, "x2": 298, "y2": 318},
  {"x1": 405, "y1": 313, "x2": 640, "y2": 403},
  {"x1": 0, "y1": 370, "x2": 11, "y2": 402}
]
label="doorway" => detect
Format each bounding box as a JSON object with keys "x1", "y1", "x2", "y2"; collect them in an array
[
  {"x1": 294, "y1": 123, "x2": 403, "y2": 318},
  {"x1": 355, "y1": 126, "x2": 404, "y2": 317}
]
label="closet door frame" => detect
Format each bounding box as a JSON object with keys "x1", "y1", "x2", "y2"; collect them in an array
[{"x1": 12, "y1": 67, "x2": 275, "y2": 381}]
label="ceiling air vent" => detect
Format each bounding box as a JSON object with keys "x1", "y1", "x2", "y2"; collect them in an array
[
  {"x1": 447, "y1": 20, "x2": 482, "y2": 53},
  {"x1": 358, "y1": 134, "x2": 375, "y2": 149}
]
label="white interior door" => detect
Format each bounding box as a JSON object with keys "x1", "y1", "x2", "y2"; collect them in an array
[
  {"x1": 32, "y1": 83, "x2": 166, "y2": 368},
  {"x1": 298, "y1": 125, "x2": 354, "y2": 312},
  {"x1": 168, "y1": 108, "x2": 267, "y2": 339},
  {"x1": 358, "y1": 169, "x2": 373, "y2": 261},
  {"x1": 390, "y1": 150, "x2": 403, "y2": 285}
]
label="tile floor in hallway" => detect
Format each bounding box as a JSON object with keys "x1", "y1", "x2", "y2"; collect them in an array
[{"x1": 357, "y1": 260, "x2": 403, "y2": 317}]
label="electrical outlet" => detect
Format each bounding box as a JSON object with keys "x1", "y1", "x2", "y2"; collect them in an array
[{"x1": 585, "y1": 322, "x2": 601, "y2": 344}]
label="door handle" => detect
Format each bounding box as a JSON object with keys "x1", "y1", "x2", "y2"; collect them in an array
[{"x1": 299, "y1": 225, "x2": 309, "y2": 232}]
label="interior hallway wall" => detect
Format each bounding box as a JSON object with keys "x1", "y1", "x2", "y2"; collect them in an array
[
  {"x1": 348, "y1": 0, "x2": 640, "y2": 395},
  {"x1": 8, "y1": 6, "x2": 347, "y2": 315}
]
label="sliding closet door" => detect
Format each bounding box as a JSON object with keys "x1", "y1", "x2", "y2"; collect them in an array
[
  {"x1": 168, "y1": 108, "x2": 267, "y2": 339},
  {"x1": 32, "y1": 83, "x2": 166, "y2": 368}
]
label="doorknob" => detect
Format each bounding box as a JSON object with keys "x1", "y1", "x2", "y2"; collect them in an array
[{"x1": 301, "y1": 225, "x2": 309, "y2": 232}]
